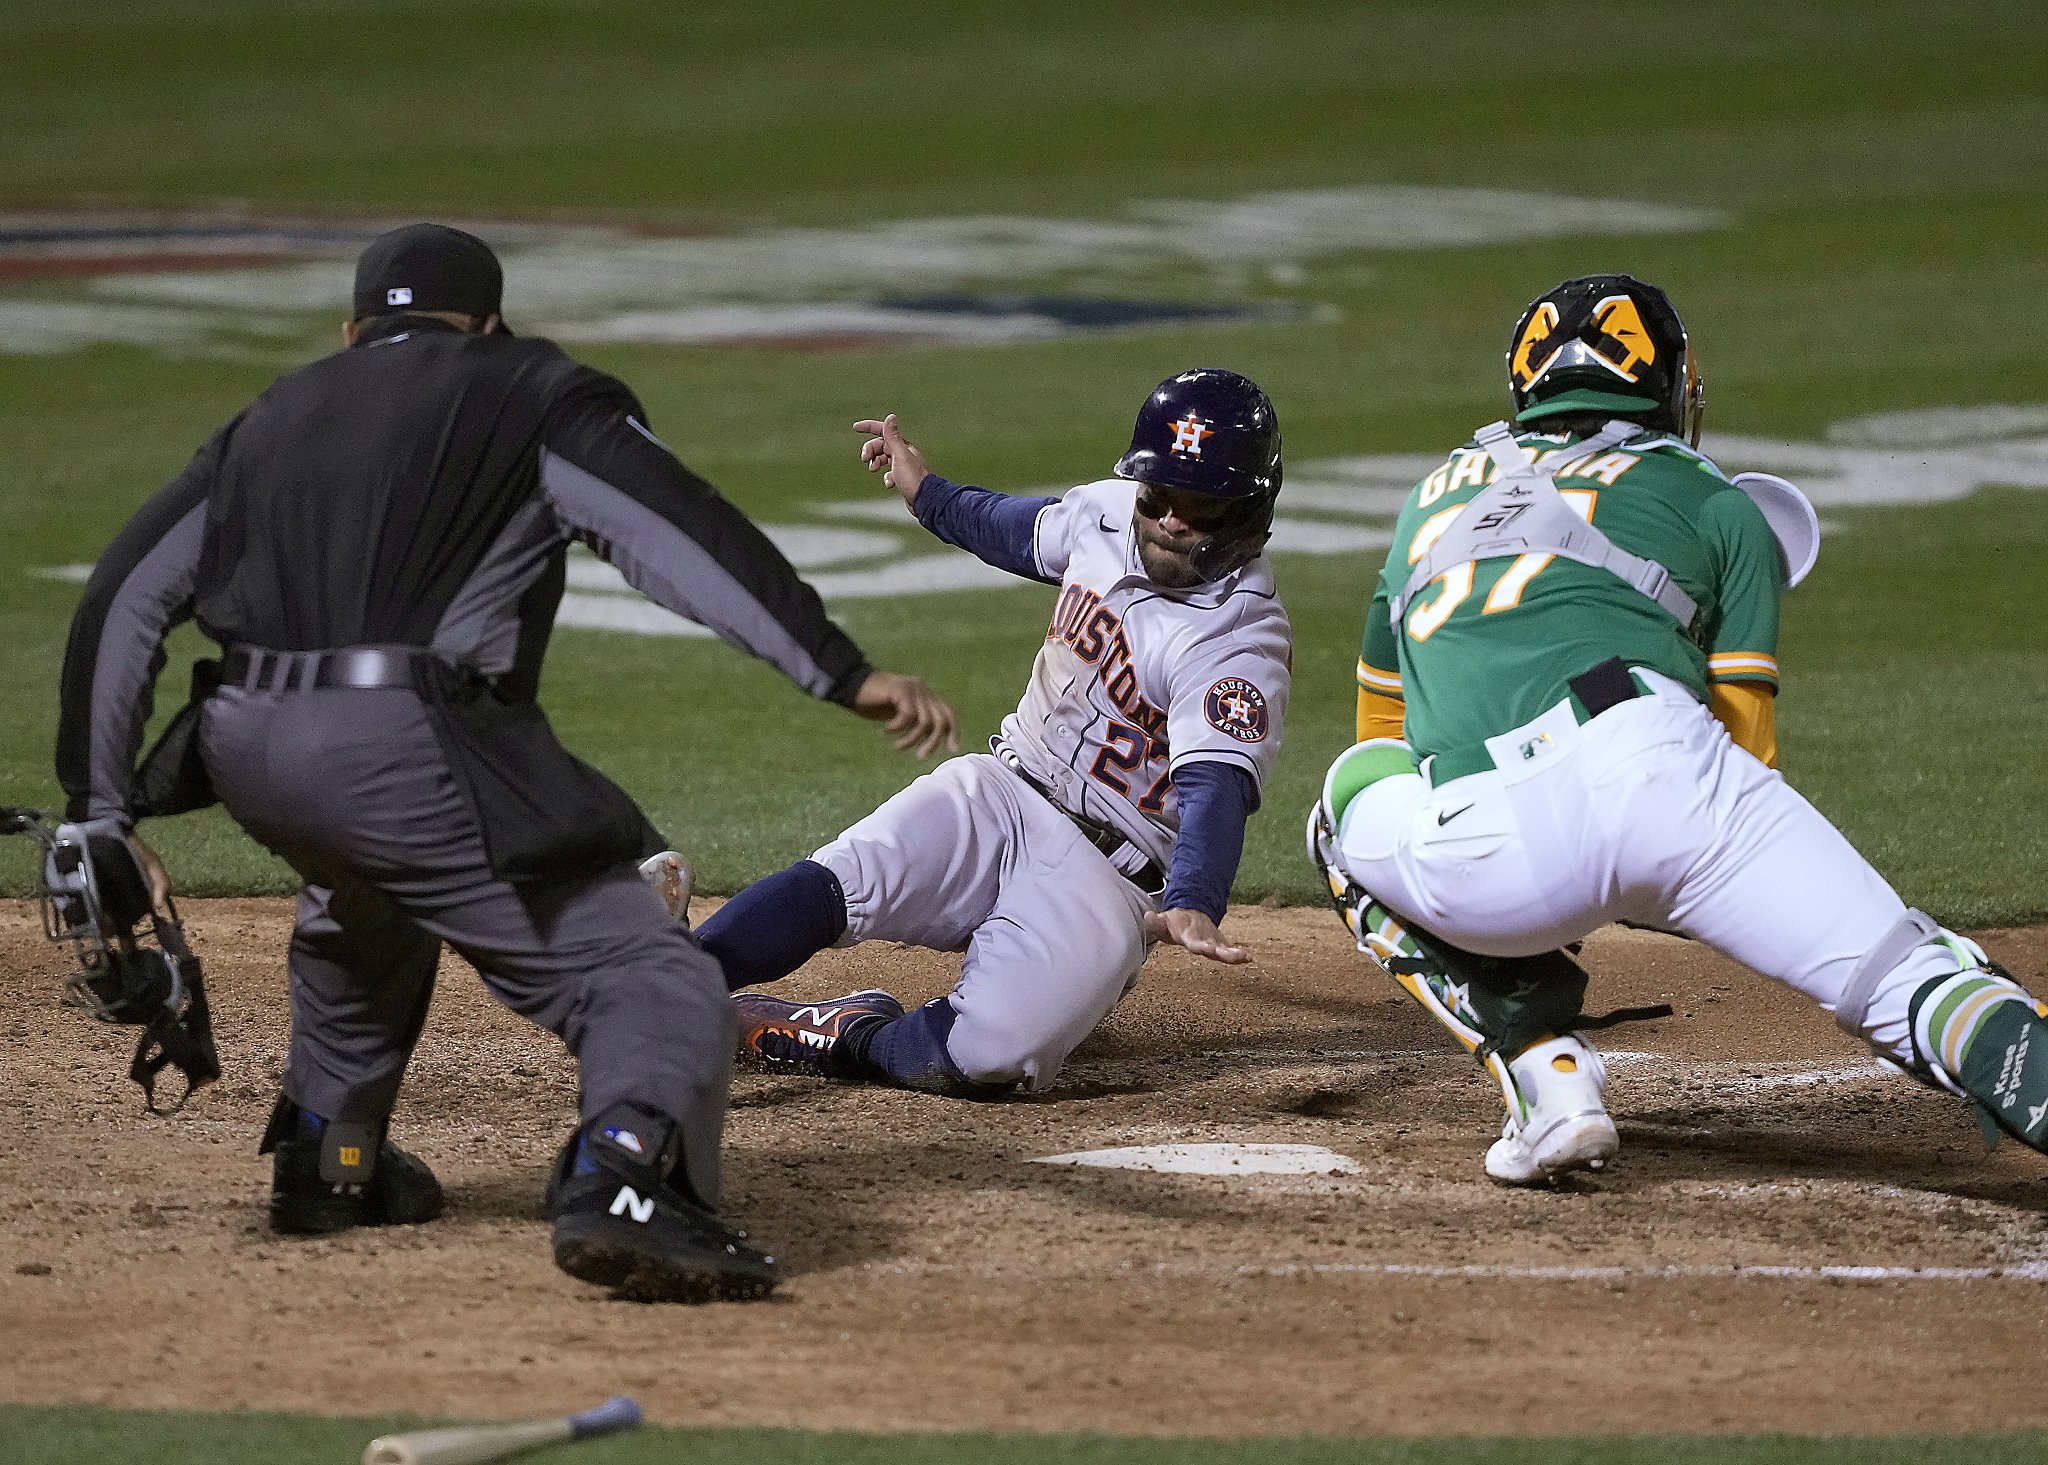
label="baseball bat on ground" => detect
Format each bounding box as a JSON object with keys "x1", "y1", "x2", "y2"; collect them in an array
[{"x1": 363, "y1": 1396, "x2": 643, "y2": 1465}]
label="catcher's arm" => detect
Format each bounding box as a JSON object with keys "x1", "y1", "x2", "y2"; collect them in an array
[{"x1": 1711, "y1": 680, "x2": 1777, "y2": 768}]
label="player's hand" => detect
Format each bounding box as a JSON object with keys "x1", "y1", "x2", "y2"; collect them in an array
[
  {"x1": 1143, "y1": 908, "x2": 1249, "y2": 965},
  {"x1": 854, "y1": 414, "x2": 932, "y2": 508},
  {"x1": 129, "y1": 833, "x2": 173, "y2": 916},
  {"x1": 852, "y1": 669, "x2": 960, "y2": 759}
]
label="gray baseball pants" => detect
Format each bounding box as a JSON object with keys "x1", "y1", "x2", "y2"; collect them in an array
[{"x1": 199, "y1": 683, "x2": 734, "y2": 1204}]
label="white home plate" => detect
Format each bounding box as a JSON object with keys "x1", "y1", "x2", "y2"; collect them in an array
[{"x1": 1031, "y1": 1143, "x2": 1360, "y2": 1176}]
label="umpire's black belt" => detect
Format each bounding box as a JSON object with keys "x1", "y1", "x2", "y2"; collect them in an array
[{"x1": 221, "y1": 644, "x2": 439, "y2": 694}]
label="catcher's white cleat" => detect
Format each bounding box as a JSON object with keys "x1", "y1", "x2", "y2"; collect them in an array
[
  {"x1": 1484, "y1": 1034, "x2": 1618, "y2": 1185},
  {"x1": 638, "y1": 850, "x2": 694, "y2": 931}
]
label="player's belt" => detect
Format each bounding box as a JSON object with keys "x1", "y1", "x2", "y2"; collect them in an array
[
  {"x1": 221, "y1": 644, "x2": 442, "y2": 694},
  {"x1": 1424, "y1": 658, "x2": 1646, "y2": 787},
  {"x1": 996, "y1": 752, "x2": 1167, "y2": 895}
]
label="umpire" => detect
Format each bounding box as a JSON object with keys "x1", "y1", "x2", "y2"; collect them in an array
[{"x1": 55, "y1": 222, "x2": 956, "y2": 1303}]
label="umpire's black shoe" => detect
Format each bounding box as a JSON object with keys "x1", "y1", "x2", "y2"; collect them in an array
[
  {"x1": 261, "y1": 1098, "x2": 444, "y2": 1236},
  {"x1": 547, "y1": 1102, "x2": 778, "y2": 1303}
]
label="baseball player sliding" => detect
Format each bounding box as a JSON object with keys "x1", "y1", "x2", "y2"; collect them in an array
[
  {"x1": 688, "y1": 370, "x2": 1292, "y2": 1097},
  {"x1": 1310, "y1": 273, "x2": 2048, "y2": 1183}
]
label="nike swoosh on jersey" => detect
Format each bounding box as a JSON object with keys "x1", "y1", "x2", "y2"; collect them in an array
[
  {"x1": 1436, "y1": 804, "x2": 1474, "y2": 826},
  {"x1": 1098, "y1": 515, "x2": 1116, "y2": 532}
]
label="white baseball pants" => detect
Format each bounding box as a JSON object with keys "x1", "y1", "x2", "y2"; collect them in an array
[
  {"x1": 1333, "y1": 669, "x2": 1953, "y2": 1063},
  {"x1": 812, "y1": 754, "x2": 1155, "y2": 1090}
]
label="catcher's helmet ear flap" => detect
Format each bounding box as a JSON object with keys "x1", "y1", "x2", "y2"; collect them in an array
[
  {"x1": 1114, "y1": 367, "x2": 1282, "y2": 580},
  {"x1": 1508, "y1": 275, "x2": 1703, "y2": 445}
]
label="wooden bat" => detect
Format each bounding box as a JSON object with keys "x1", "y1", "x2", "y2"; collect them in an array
[{"x1": 363, "y1": 1396, "x2": 642, "y2": 1465}]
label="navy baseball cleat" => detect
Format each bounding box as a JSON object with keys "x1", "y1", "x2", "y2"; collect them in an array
[
  {"x1": 733, "y1": 988, "x2": 905, "y2": 1076},
  {"x1": 261, "y1": 1097, "x2": 444, "y2": 1235},
  {"x1": 548, "y1": 1102, "x2": 777, "y2": 1303}
]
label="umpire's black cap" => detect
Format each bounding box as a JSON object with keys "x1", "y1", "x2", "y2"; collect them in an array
[{"x1": 352, "y1": 223, "x2": 504, "y2": 322}]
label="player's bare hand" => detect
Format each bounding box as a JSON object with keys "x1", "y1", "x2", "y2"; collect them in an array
[
  {"x1": 853, "y1": 415, "x2": 932, "y2": 508},
  {"x1": 1143, "y1": 908, "x2": 1250, "y2": 965},
  {"x1": 852, "y1": 669, "x2": 960, "y2": 759}
]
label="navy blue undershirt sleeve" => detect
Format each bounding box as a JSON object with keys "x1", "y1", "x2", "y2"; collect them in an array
[
  {"x1": 911, "y1": 473, "x2": 1058, "y2": 583},
  {"x1": 1162, "y1": 760, "x2": 1257, "y2": 923}
]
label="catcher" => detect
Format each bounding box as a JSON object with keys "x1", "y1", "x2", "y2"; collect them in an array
[{"x1": 1309, "y1": 273, "x2": 2048, "y2": 1183}]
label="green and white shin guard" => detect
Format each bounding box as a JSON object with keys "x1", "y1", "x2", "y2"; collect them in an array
[
  {"x1": 1307, "y1": 740, "x2": 1580, "y2": 1126},
  {"x1": 1846, "y1": 911, "x2": 2048, "y2": 1151}
]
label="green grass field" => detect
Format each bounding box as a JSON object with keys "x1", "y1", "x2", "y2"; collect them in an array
[
  {"x1": 5, "y1": 1405, "x2": 2047, "y2": 1465},
  {"x1": 2, "y1": 4, "x2": 2047, "y2": 1455},
  {"x1": 2, "y1": 1, "x2": 2046, "y2": 919}
]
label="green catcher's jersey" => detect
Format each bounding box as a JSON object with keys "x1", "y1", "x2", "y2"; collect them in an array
[{"x1": 1358, "y1": 426, "x2": 1782, "y2": 757}]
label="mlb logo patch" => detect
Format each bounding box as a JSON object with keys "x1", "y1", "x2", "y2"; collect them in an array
[{"x1": 386, "y1": 286, "x2": 414, "y2": 306}]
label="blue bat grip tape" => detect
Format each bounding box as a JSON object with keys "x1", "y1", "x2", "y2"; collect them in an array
[{"x1": 570, "y1": 1396, "x2": 643, "y2": 1438}]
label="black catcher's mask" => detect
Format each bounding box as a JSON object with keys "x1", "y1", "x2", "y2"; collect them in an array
[
  {"x1": 3, "y1": 809, "x2": 219, "y2": 1112},
  {"x1": 1507, "y1": 273, "x2": 1704, "y2": 445}
]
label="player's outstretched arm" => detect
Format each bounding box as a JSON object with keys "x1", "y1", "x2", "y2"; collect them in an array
[
  {"x1": 853, "y1": 414, "x2": 1058, "y2": 583},
  {"x1": 1143, "y1": 908, "x2": 1249, "y2": 965},
  {"x1": 850, "y1": 669, "x2": 960, "y2": 759}
]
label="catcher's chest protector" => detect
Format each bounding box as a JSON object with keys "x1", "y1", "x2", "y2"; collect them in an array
[{"x1": 1391, "y1": 419, "x2": 1697, "y2": 630}]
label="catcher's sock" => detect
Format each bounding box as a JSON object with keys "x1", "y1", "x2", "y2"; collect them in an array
[
  {"x1": 1917, "y1": 970, "x2": 2048, "y2": 1149},
  {"x1": 696, "y1": 860, "x2": 848, "y2": 991},
  {"x1": 847, "y1": 998, "x2": 1010, "y2": 1098}
]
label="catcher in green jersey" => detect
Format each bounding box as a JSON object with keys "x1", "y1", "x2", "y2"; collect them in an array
[{"x1": 1308, "y1": 273, "x2": 2048, "y2": 1184}]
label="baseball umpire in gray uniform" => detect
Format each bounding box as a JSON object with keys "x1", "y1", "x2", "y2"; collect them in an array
[{"x1": 55, "y1": 222, "x2": 956, "y2": 1302}]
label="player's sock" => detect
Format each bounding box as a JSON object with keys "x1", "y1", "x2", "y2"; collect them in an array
[
  {"x1": 695, "y1": 859, "x2": 847, "y2": 991},
  {"x1": 1912, "y1": 959, "x2": 2048, "y2": 1150},
  {"x1": 842, "y1": 998, "x2": 1011, "y2": 1099}
]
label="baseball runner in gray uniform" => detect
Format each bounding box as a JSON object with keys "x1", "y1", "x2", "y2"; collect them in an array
[
  {"x1": 692, "y1": 370, "x2": 1292, "y2": 1097},
  {"x1": 55, "y1": 223, "x2": 955, "y2": 1301}
]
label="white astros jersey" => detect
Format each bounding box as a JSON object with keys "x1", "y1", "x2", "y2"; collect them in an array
[
  {"x1": 997, "y1": 479, "x2": 1292, "y2": 868},
  {"x1": 810, "y1": 476, "x2": 1291, "y2": 1094}
]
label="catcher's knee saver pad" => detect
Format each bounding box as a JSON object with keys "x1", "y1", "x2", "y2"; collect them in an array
[
  {"x1": 1325, "y1": 740, "x2": 1425, "y2": 867},
  {"x1": 1322, "y1": 739, "x2": 1419, "y2": 825}
]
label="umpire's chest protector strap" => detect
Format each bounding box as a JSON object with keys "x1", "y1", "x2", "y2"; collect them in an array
[{"x1": 1390, "y1": 421, "x2": 1699, "y2": 631}]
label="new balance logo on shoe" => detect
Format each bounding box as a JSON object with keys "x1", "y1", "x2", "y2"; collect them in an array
[
  {"x1": 788, "y1": 1006, "x2": 848, "y2": 1027},
  {"x1": 609, "y1": 1186, "x2": 656, "y2": 1223}
]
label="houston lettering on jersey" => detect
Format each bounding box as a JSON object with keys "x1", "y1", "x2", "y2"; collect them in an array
[{"x1": 1047, "y1": 583, "x2": 1169, "y2": 753}]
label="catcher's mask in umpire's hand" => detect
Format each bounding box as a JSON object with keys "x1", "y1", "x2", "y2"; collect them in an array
[
  {"x1": 1114, "y1": 367, "x2": 1282, "y2": 582},
  {"x1": 2, "y1": 809, "x2": 220, "y2": 1112}
]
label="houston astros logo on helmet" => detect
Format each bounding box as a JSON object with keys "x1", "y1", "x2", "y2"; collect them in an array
[
  {"x1": 1204, "y1": 677, "x2": 1268, "y2": 742},
  {"x1": 1169, "y1": 411, "x2": 1215, "y2": 456}
]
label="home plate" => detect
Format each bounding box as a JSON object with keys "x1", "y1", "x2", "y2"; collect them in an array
[{"x1": 1030, "y1": 1143, "x2": 1361, "y2": 1176}]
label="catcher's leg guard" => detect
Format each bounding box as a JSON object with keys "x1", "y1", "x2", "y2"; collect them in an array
[
  {"x1": 1863, "y1": 920, "x2": 2048, "y2": 1152},
  {"x1": 1308, "y1": 762, "x2": 1601, "y2": 1177}
]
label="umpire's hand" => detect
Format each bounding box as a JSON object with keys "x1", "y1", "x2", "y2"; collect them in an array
[{"x1": 852, "y1": 670, "x2": 959, "y2": 759}]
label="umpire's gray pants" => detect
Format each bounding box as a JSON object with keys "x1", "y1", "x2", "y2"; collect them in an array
[{"x1": 200, "y1": 684, "x2": 734, "y2": 1205}]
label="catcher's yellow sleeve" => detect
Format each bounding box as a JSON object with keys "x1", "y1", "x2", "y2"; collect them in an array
[
  {"x1": 1357, "y1": 684, "x2": 1405, "y2": 744},
  {"x1": 1711, "y1": 679, "x2": 1778, "y2": 768}
]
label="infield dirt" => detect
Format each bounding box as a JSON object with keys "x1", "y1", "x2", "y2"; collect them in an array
[{"x1": 4, "y1": 898, "x2": 2048, "y2": 1437}]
